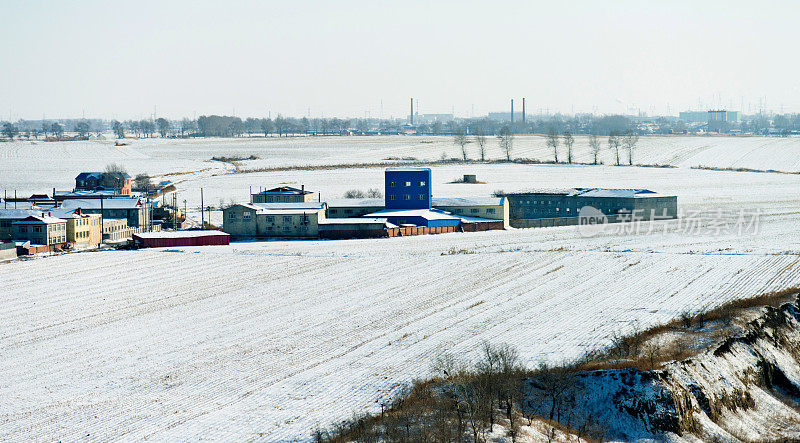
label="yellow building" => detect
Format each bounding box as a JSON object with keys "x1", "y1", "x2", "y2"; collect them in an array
[{"x1": 57, "y1": 209, "x2": 102, "y2": 247}]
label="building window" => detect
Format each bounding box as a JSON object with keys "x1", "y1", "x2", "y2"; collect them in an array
[
  {"x1": 228, "y1": 212, "x2": 236, "y2": 220},
  {"x1": 454, "y1": 209, "x2": 463, "y2": 214},
  {"x1": 419, "y1": 181, "x2": 426, "y2": 186},
  {"x1": 389, "y1": 182, "x2": 396, "y2": 187},
  {"x1": 345, "y1": 209, "x2": 353, "y2": 214},
  {"x1": 470, "y1": 208, "x2": 479, "y2": 214},
  {"x1": 486, "y1": 208, "x2": 496, "y2": 214},
  {"x1": 282, "y1": 226, "x2": 291, "y2": 232},
  {"x1": 283, "y1": 216, "x2": 292, "y2": 223},
  {"x1": 266, "y1": 216, "x2": 275, "y2": 223},
  {"x1": 404, "y1": 181, "x2": 411, "y2": 187},
  {"x1": 243, "y1": 211, "x2": 251, "y2": 220},
  {"x1": 418, "y1": 194, "x2": 425, "y2": 200},
  {"x1": 403, "y1": 194, "x2": 410, "y2": 200},
  {"x1": 330, "y1": 209, "x2": 338, "y2": 214},
  {"x1": 388, "y1": 195, "x2": 396, "y2": 201}
]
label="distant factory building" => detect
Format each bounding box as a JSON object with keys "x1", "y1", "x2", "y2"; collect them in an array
[
  {"x1": 223, "y1": 202, "x2": 327, "y2": 237},
  {"x1": 410, "y1": 114, "x2": 454, "y2": 124},
  {"x1": 506, "y1": 188, "x2": 677, "y2": 228},
  {"x1": 251, "y1": 186, "x2": 315, "y2": 203}
]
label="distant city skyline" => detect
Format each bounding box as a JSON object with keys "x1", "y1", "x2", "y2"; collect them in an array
[{"x1": 2, "y1": 0, "x2": 799, "y2": 120}]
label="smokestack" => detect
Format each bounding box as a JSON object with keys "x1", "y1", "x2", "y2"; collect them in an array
[
  {"x1": 410, "y1": 98, "x2": 414, "y2": 125},
  {"x1": 522, "y1": 98, "x2": 526, "y2": 123},
  {"x1": 510, "y1": 99, "x2": 514, "y2": 123}
]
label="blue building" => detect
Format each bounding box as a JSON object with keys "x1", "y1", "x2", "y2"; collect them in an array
[
  {"x1": 384, "y1": 168, "x2": 432, "y2": 210},
  {"x1": 372, "y1": 168, "x2": 461, "y2": 227}
]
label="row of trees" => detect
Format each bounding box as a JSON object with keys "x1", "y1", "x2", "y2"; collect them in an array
[
  {"x1": 1, "y1": 121, "x2": 87, "y2": 140},
  {"x1": 453, "y1": 126, "x2": 640, "y2": 165},
  {"x1": 4, "y1": 111, "x2": 800, "y2": 141}
]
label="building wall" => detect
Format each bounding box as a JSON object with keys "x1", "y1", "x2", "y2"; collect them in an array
[
  {"x1": 222, "y1": 205, "x2": 259, "y2": 236},
  {"x1": 0, "y1": 242, "x2": 16, "y2": 261},
  {"x1": 507, "y1": 194, "x2": 677, "y2": 222},
  {"x1": 327, "y1": 205, "x2": 384, "y2": 218},
  {"x1": 434, "y1": 198, "x2": 510, "y2": 227},
  {"x1": 223, "y1": 205, "x2": 326, "y2": 237},
  {"x1": 385, "y1": 169, "x2": 432, "y2": 210},
  {"x1": 67, "y1": 215, "x2": 101, "y2": 246},
  {"x1": 252, "y1": 193, "x2": 314, "y2": 203},
  {"x1": 0, "y1": 219, "x2": 15, "y2": 240},
  {"x1": 13, "y1": 222, "x2": 67, "y2": 245}
]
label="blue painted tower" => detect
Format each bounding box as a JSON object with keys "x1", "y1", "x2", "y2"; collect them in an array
[{"x1": 384, "y1": 168, "x2": 432, "y2": 210}]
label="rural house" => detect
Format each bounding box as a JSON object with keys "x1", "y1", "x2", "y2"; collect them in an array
[
  {"x1": 12, "y1": 214, "x2": 68, "y2": 248},
  {"x1": 75, "y1": 172, "x2": 132, "y2": 195}
]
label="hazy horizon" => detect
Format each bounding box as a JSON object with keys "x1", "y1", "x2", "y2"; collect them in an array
[{"x1": 2, "y1": 0, "x2": 799, "y2": 121}]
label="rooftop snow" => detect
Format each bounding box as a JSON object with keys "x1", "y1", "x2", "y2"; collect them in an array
[
  {"x1": 60, "y1": 198, "x2": 143, "y2": 210},
  {"x1": 319, "y1": 218, "x2": 389, "y2": 225},
  {"x1": 134, "y1": 230, "x2": 229, "y2": 239},
  {"x1": 432, "y1": 197, "x2": 504, "y2": 207},
  {"x1": 367, "y1": 208, "x2": 461, "y2": 220}
]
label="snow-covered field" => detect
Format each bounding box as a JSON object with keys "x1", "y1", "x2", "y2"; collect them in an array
[
  {"x1": 3, "y1": 134, "x2": 800, "y2": 195},
  {"x1": 2, "y1": 219, "x2": 800, "y2": 440},
  {"x1": 2, "y1": 135, "x2": 800, "y2": 440}
]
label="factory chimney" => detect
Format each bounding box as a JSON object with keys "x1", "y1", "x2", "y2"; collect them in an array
[
  {"x1": 510, "y1": 99, "x2": 514, "y2": 123},
  {"x1": 522, "y1": 98, "x2": 526, "y2": 123},
  {"x1": 410, "y1": 98, "x2": 414, "y2": 125}
]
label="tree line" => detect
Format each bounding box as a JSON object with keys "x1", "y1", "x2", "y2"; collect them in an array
[{"x1": 3, "y1": 111, "x2": 800, "y2": 141}]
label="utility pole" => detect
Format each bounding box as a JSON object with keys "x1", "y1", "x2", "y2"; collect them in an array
[{"x1": 200, "y1": 188, "x2": 204, "y2": 228}]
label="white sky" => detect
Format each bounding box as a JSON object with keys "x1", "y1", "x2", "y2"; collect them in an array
[{"x1": 2, "y1": 0, "x2": 799, "y2": 120}]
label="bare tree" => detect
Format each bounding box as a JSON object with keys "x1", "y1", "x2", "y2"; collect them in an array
[
  {"x1": 498, "y1": 126, "x2": 514, "y2": 161},
  {"x1": 546, "y1": 128, "x2": 559, "y2": 162},
  {"x1": 156, "y1": 118, "x2": 171, "y2": 138},
  {"x1": 453, "y1": 127, "x2": 469, "y2": 161},
  {"x1": 608, "y1": 131, "x2": 622, "y2": 165},
  {"x1": 588, "y1": 134, "x2": 601, "y2": 165},
  {"x1": 2, "y1": 122, "x2": 19, "y2": 140},
  {"x1": 103, "y1": 163, "x2": 128, "y2": 190},
  {"x1": 563, "y1": 131, "x2": 574, "y2": 164},
  {"x1": 474, "y1": 126, "x2": 487, "y2": 161},
  {"x1": 623, "y1": 131, "x2": 639, "y2": 165},
  {"x1": 111, "y1": 120, "x2": 125, "y2": 138},
  {"x1": 74, "y1": 120, "x2": 90, "y2": 138},
  {"x1": 134, "y1": 173, "x2": 154, "y2": 194}
]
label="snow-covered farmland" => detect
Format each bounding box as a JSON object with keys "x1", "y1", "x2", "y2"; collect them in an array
[
  {"x1": 2, "y1": 222, "x2": 800, "y2": 440},
  {"x1": 3, "y1": 135, "x2": 800, "y2": 195},
  {"x1": 3, "y1": 135, "x2": 800, "y2": 440}
]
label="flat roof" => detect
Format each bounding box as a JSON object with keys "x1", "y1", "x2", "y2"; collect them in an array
[
  {"x1": 134, "y1": 230, "x2": 229, "y2": 239},
  {"x1": 367, "y1": 208, "x2": 461, "y2": 221},
  {"x1": 326, "y1": 197, "x2": 504, "y2": 208},
  {"x1": 60, "y1": 198, "x2": 143, "y2": 210},
  {"x1": 433, "y1": 197, "x2": 504, "y2": 207},
  {"x1": 326, "y1": 198, "x2": 384, "y2": 208},
  {"x1": 319, "y1": 218, "x2": 389, "y2": 225}
]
